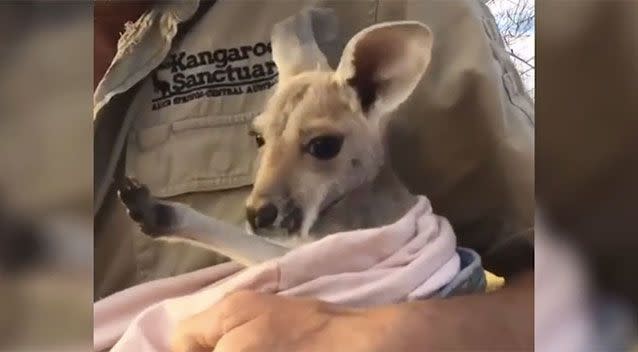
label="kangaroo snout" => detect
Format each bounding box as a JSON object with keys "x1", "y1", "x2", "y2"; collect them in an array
[{"x1": 246, "y1": 203, "x2": 278, "y2": 229}]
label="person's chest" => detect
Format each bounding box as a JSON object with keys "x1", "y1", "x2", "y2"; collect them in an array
[{"x1": 124, "y1": 1, "x2": 375, "y2": 201}]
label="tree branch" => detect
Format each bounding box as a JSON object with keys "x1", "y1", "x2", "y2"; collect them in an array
[{"x1": 509, "y1": 51, "x2": 535, "y2": 70}]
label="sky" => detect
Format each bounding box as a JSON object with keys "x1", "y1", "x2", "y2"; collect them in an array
[{"x1": 486, "y1": 0, "x2": 535, "y2": 99}]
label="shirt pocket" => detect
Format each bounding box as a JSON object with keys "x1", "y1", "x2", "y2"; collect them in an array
[{"x1": 126, "y1": 112, "x2": 259, "y2": 198}]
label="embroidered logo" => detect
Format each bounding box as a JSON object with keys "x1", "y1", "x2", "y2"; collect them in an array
[{"x1": 151, "y1": 41, "x2": 278, "y2": 111}]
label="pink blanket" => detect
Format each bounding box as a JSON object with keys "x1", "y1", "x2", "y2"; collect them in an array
[{"x1": 94, "y1": 197, "x2": 460, "y2": 352}]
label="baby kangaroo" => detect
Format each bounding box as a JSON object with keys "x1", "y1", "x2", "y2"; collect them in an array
[{"x1": 120, "y1": 9, "x2": 434, "y2": 265}]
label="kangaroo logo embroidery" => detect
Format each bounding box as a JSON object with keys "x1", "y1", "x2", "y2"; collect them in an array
[{"x1": 151, "y1": 72, "x2": 171, "y2": 98}]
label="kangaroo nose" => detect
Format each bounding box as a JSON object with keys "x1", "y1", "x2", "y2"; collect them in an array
[{"x1": 246, "y1": 203, "x2": 278, "y2": 229}]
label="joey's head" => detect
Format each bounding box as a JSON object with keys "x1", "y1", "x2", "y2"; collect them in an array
[{"x1": 246, "y1": 8, "x2": 433, "y2": 239}]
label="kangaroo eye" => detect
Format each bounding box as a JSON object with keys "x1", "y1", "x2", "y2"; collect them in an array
[
  {"x1": 249, "y1": 131, "x2": 265, "y2": 148},
  {"x1": 306, "y1": 135, "x2": 344, "y2": 160}
]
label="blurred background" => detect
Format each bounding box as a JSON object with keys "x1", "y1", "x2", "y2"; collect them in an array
[
  {"x1": 0, "y1": 1, "x2": 92, "y2": 351},
  {"x1": 536, "y1": 0, "x2": 638, "y2": 350},
  {"x1": 0, "y1": 0, "x2": 636, "y2": 351}
]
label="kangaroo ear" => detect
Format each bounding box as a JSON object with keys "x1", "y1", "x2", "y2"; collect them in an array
[
  {"x1": 335, "y1": 22, "x2": 433, "y2": 119},
  {"x1": 271, "y1": 8, "x2": 338, "y2": 82}
]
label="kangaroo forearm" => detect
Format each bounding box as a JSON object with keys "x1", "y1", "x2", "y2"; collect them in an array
[{"x1": 175, "y1": 204, "x2": 290, "y2": 266}]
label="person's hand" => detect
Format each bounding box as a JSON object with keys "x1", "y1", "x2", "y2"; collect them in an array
[
  {"x1": 170, "y1": 290, "x2": 413, "y2": 352},
  {"x1": 171, "y1": 272, "x2": 533, "y2": 352}
]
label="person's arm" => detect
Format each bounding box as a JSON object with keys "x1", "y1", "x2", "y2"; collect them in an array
[
  {"x1": 171, "y1": 271, "x2": 533, "y2": 352},
  {"x1": 400, "y1": 270, "x2": 533, "y2": 350}
]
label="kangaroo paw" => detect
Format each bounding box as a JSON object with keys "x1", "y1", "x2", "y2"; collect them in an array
[{"x1": 118, "y1": 177, "x2": 179, "y2": 237}]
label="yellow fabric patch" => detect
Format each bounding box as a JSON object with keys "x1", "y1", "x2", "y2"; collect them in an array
[{"x1": 485, "y1": 270, "x2": 505, "y2": 292}]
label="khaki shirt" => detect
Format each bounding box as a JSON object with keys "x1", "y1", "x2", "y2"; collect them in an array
[{"x1": 94, "y1": 0, "x2": 533, "y2": 299}]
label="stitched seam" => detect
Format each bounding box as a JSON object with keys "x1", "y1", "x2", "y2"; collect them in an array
[{"x1": 154, "y1": 175, "x2": 254, "y2": 198}]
